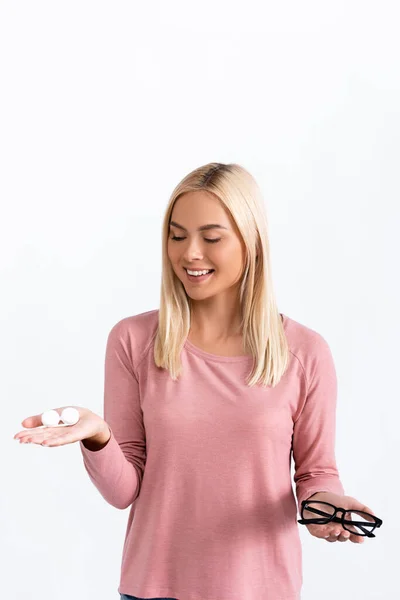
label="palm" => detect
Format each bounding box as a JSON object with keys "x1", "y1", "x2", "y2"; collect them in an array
[{"x1": 14, "y1": 406, "x2": 105, "y2": 447}]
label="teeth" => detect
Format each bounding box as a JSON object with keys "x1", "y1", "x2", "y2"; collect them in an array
[{"x1": 187, "y1": 269, "x2": 212, "y2": 276}]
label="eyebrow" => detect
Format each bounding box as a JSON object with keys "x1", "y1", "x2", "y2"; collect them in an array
[{"x1": 169, "y1": 221, "x2": 228, "y2": 232}]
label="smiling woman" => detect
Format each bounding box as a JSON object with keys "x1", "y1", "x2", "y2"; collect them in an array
[
  {"x1": 157, "y1": 162, "x2": 288, "y2": 387},
  {"x1": 59, "y1": 161, "x2": 367, "y2": 600}
]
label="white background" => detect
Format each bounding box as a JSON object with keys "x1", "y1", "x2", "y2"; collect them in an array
[{"x1": 2, "y1": 1, "x2": 398, "y2": 599}]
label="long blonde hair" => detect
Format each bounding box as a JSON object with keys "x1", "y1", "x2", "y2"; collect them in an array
[{"x1": 153, "y1": 162, "x2": 289, "y2": 387}]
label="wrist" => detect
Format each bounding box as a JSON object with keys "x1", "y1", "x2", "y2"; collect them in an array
[
  {"x1": 96, "y1": 424, "x2": 111, "y2": 443},
  {"x1": 306, "y1": 491, "x2": 329, "y2": 501},
  {"x1": 82, "y1": 423, "x2": 111, "y2": 450}
]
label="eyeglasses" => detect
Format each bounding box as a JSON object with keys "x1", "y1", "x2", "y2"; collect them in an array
[{"x1": 297, "y1": 500, "x2": 383, "y2": 538}]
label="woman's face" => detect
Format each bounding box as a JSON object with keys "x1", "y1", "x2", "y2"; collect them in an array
[{"x1": 167, "y1": 190, "x2": 247, "y2": 300}]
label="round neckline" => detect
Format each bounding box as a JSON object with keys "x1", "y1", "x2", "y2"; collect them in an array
[{"x1": 184, "y1": 313, "x2": 288, "y2": 363}]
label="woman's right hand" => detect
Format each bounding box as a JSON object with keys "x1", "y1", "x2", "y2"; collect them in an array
[{"x1": 13, "y1": 406, "x2": 110, "y2": 447}]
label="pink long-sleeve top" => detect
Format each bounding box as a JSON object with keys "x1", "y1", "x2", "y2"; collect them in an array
[{"x1": 79, "y1": 309, "x2": 344, "y2": 600}]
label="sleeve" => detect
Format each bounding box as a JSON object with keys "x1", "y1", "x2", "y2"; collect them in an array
[
  {"x1": 292, "y1": 335, "x2": 345, "y2": 514},
  {"x1": 79, "y1": 320, "x2": 147, "y2": 510}
]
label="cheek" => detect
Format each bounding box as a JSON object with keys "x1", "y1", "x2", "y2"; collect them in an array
[
  {"x1": 167, "y1": 242, "x2": 178, "y2": 261},
  {"x1": 218, "y1": 243, "x2": 243, "y2": 266},
  {"x1": 168, "y1": 245, "x2": 184, "y2": 274}
]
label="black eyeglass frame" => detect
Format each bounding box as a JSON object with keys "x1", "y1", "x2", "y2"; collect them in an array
[{"x1": 297, "y1": 500, "x2": 383, "y2": 538}]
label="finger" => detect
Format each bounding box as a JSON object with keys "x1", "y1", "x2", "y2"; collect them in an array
[
  {"x1": 324, "y1": 530, "x2": 341, "y2": 542},
  {"x1": 338, "y1": 530, "x2": 365, "y2": 544},
  {"x1": 323, "y1": 526, "x2": 350, "y2": 542},
  {"x1": 326, "y1": 529, "x2": 350, "y2": 542},
  {"x1": 15, "y1": 424, "x2": 67, "y2": 440},
  {"x1": 41, "y1": 433, "x2": 74, "y2": 447},
  {"x1": 21, "y1": 413, "x2": 59, "y2": 428},
  {"x1": 16, "y1": 425, "x2": 73, "y2": 444},
  {"x1": 306, "y1": 525, "x2": 332, "y2": 539},
  {"x1": 19, "y1": 431, "x2": 75, "y2": 447},
  {"x1": 17, "y1": 431, "x2": 53, "y2": 445}
]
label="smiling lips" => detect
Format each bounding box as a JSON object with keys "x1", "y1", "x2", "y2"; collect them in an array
[{"x1": 184, "y1": 269, "x2": 215, "y2": 283}]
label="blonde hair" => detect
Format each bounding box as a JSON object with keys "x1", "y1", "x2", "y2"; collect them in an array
[{"x1": 153, "y1": 162, "x2": 289, "y2": 387}]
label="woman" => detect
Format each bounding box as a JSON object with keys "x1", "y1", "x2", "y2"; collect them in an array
[{"x1": 14, "y1": 163, "x2": 376, "y2": 600}]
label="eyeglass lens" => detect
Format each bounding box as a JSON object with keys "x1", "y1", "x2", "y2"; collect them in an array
[{"x1": 303, "y1": 502, "x2": 377, "y2": 536}]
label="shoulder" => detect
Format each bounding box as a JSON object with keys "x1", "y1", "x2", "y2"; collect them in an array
[
  {"x1": 106, "y1": 309, "x2": 159, "y2": 364},
  {"x1": 109, "y1": 308, "x2": 159, "y2": 335},
  {"x1": 283, "y1": 313, "x2": 335, "y2": 378}
]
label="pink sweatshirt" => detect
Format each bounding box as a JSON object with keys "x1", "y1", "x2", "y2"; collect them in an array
[{"x1": 79, "y1": 309, "x2": 344, "y2": 600}]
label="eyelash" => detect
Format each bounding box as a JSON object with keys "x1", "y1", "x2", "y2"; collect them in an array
[{"x1": 170, "y1": 236, "x2": 221, "y2": 244}]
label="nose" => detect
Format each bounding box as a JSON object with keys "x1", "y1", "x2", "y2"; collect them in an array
[{"x1": 182, "y1": 240, "x2": 207, "y2": 261}]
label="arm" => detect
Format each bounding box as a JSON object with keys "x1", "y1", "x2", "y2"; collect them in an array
[
  {"x1": 292, "y1": 334, "x2": 345, "y2": 514},
  {"x1": 79, "y1": 320, "x2": 146, "y2": 509}
]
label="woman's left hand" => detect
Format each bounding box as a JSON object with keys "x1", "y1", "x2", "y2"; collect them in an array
[{"x1": 303, "y1": 491, "x2": 376, "y2": 544}]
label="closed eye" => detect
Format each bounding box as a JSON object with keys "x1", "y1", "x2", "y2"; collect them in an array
[{"x1": 170, "y1": 236, "x2": 221, "y2": 244}]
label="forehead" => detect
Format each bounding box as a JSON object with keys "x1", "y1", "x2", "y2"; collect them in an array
[{"x1": 169, "y1": 191, "x2": 232, "y2": 228}]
